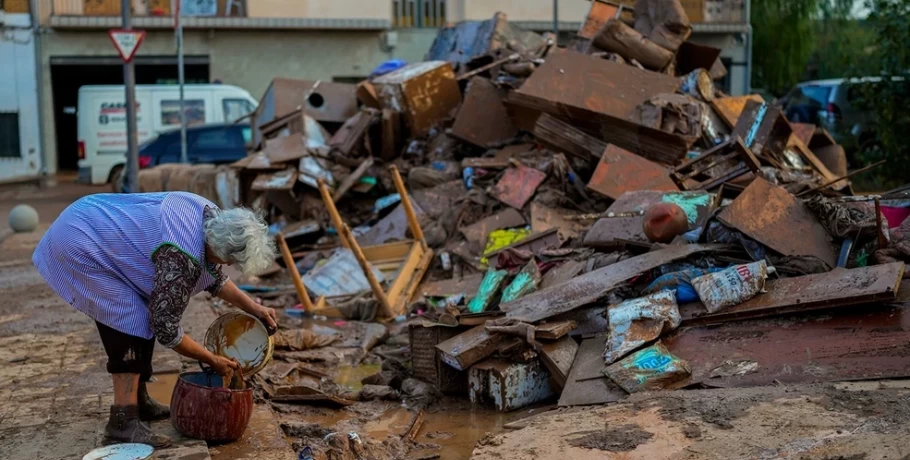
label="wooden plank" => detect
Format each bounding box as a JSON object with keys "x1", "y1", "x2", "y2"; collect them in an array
[
  {"x1": 679, "y1": 263, "x2": 904, "y2": 325},
  {"x1": 532, "y1": 113, "x2": 606, "y2": 162},
  {"x1": 361, "y1": 240, "x2": 413, "y2": 262},
  {"x1": 333, "y1": 157, "x2": 374, "y2": 202},
  {"x1": 665, "y1": 305, "x2": 910, "y2": 388},
  {"x1": 539, "y1": 336, "x2": 578, "y2": 391},
  {"x1": 535, "y1": 320, "x2": 577, "y2": 340},
  {"x1": 414, "y1": 274, "x2": 485, "y2": 300},
  {"x1": 436, "y1": 324, "x2": 522, "y2": 371},
  {"x1": 718, "y1": 177, "x2": 837, "y2": 267},
  {"x1": 491, "y1": 165, "x2": 547, "y2": 210},
  {"x1": 387, "y1": 243, "x2": 434, "y2": 316},
  {"x1": 558, "y1": 338, "x2": 626, "y2": 407},
  {"x1": 503, "y1": 244, "x2": 726, "y2": 322},
  {"x1": 460, "y1": 208, "x2": 526, "y2": 246}
]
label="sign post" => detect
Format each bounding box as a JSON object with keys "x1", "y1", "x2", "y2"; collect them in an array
[
  {"x1": 174, "y1": 0, "x2": 188, "y2": 164},
  {"x1": 109, "y1": 8, "x2": 145, "y2": 193}
]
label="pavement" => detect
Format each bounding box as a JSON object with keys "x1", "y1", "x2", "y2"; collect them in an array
[{"x1": 0, "y1": 178, "x2": 295, "y2": 460}]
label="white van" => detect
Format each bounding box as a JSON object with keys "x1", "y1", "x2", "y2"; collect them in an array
[{"x1": 77, "y1": 84, "x2": 258, "y2": 184}]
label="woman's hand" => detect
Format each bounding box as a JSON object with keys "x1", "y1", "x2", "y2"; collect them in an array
[
  {"x1": 252, "y1": 303, "x2": 278, "y2": 334},
  {"x1": 209, "y1": 355, "x2": 241, "y2": 377}
]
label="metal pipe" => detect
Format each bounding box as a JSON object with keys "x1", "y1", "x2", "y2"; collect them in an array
[
  {"x1": 553, "y1": 0, "x2": 559, "y2": 37},
  {"x1": 122, "y1": 0, "x2": 139, "y2": 193},
  {"x1": 176, "y1": 0, "x2": 187, "y2": 164}
]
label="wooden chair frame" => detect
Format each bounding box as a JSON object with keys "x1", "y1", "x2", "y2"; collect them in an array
[{"x1": 317, "y1": 165, "x2": 434, "y2": 319}]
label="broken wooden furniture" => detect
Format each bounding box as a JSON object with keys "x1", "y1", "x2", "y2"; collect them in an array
[
  {"x1": 317, "y1": 165, "x2": 434, "y2": 319},
  {"x1": 669, "y1": 137, "x2": 760, "y2": 191}
]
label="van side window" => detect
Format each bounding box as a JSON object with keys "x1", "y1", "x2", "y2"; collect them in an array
[
  {"x1": 223, "y1": 99, "x2": 255, "y2": 123},
  {"x1": 161, "y1": 100, "x2": 206, "y2": 127}
]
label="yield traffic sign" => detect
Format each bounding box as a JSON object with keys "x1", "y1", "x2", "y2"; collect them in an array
[{"x1": 108, "y1": 29, "x2": 147, "y2": 63}]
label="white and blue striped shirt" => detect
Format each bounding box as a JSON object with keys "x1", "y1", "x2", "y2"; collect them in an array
[{"x1": 33, "y1": 192, "x2": 218, "y2": 339}]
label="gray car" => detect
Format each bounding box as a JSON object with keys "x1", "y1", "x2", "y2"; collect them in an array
[{"x1": 780, "y1": 77, "x2": 895, "y2": 148}]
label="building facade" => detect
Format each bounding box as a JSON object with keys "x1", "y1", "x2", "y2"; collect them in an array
[
  {"x1": 0, "y1": 0, "x2": 42, "y2": 182},
  {"x1": 33, "y1": 0, "x2": 751, "y2": 176}
]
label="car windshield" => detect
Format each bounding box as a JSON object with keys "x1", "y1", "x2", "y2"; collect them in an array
[{"x1": 786, "y1": 85, "x2": 833, "y2": 108}]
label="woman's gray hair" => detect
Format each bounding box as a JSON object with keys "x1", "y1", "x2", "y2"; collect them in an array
[{"x1": 203, "y1": 207, "x2": 276, "y2": 275}]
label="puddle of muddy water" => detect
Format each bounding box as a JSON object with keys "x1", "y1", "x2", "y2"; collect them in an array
[
  {"x1": 292, "y1": 401, "x2": 545, "y2": 460},
  {"x1": 146, "y1": 372, "x2": 179, "y2": 405},
  {"x1": 333, "y1": 363, "x2": 382, "y2": 391}
]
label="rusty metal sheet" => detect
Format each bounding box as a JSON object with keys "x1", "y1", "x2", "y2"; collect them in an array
[
  {"x1": 664, "y1": 305, "x2": 910, "y2": 387},
  {"x1": 558, "y1": 338, "x2": 627, "y2": 407},
  {"x1": 356, "y1": 80, "x2": 381, "y2": 109},
  {"x1": 373, "y1": 61, "x2": 461, "y2": 138},
  {"x1": 511, "y1": 50, "x2": 679, "y2": 120},
  {"x1": 584, "y1": 190, "x2": 716, "y2": 246},
  {"x1": 460, "y1": 208, "x2": 526, "y2": 246},
  {"x1": 503, "y1": 244, "x2": 727, "y2": 323},
  {"x1": 587, "y1": 144, "x2": 679, "y2": 200},
  {"x1": 679, "y1": 262, "x2": 904, "y2": 325},
  {"x1": 533, "y1": 113, "x2": 606, "y2": 162},
  {"x1": 491, "y1": 165, "x2": 547, "y2": 209},
  {"x1": 578, "y1": 0, "x2": 625, "y2": 39},
  {"x1": 509, "y1": 51, "x2": 690, "y2": 164},
  {"x1": 450, "y1": 77, "x2": 518, "y2": 148},
  {"x1": 257, "y1": 78, "x2": 358, "y2": 126},
  {"x1": 675, "y1": 41, "x2": 722, "y2": 76},
  {"x1": 469, "y1": 358, "x2": 555, "y2": 412},
  {"x1": 414, "y1": 274, "x2": 485, "y2": 302},
  {"x1": 791, "y1": 122, "x2": 817, "y2": 147},
  {"x1": 710, "y1": 94, "x2": 765, "y2": 129},
  {"x1": 718, "y1": 177, "x2": 837, "y2": 267}
]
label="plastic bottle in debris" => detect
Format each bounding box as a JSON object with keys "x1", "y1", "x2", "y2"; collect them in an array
[{"x1": 463, "y1": 167, "x2": 475, "y2": 190}]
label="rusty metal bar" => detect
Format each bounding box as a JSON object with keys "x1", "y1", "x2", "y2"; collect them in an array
[{"x1": 796, "y1": 160, "x2": 887, "y2": 197}]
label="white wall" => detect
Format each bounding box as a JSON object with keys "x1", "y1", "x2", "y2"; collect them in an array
[{"x1": 0, "y1": 14, "x2": 42, "y2": 181}]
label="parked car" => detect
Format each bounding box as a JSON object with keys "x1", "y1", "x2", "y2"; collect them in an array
[
  {"x1": 780, "y1": 77, "x2": 907, "y2": 148},
  {"x1": 77, "y1": 84, "x2": 257, "y2": 185},
  {"x1": 113, "y1": 122, "x2": 251, "y2": 192}
]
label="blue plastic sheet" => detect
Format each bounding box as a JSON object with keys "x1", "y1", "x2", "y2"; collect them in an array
[{"x1": 370, "y1": 59, "x2": 407, "y2": 78}]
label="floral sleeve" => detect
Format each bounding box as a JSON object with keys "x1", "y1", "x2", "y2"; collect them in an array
[
  {"x1": 205, "y1": 263, "x2": 228, "y2": 296},
  {"x1": 150, "y1": 244, "x2": 202, "y2": 348}
]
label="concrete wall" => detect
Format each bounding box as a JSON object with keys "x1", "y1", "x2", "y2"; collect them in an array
[
  {"x1": 38, "y1": 27, "x2": 438, "y2": 173},
  {"x1": 0, "y1": 14, "x2": 42, "y2": 181},
  {"x1": 247, "y1": 0, "x2": 391, "y2": 20},
  {"x1": 449, "y1": 0, "x2": 591, "y2": 23}
]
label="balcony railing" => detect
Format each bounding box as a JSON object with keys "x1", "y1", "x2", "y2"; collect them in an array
[{"x1": 49, "y1": 0, "x2": 393, "y2": 29}]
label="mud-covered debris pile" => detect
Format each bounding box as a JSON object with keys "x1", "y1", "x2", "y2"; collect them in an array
[{"x1": 151, "y1": 1, "x2": 910, "y2": 458}]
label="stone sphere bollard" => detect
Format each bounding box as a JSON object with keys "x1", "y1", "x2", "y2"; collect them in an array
[{"x1": 8, "y1": 204, "x2": 39, "y2": 233}]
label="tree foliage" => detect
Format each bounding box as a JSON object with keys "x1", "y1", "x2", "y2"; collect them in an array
[
  {"x1": 853, "y1": 0, "x2": 910, "y2": 188},
  {"x1": 811, "y1": 0, "x2": 878, "y2": 79},
  {"x1": 751, "y1": 0, "x2": 819, "y2": 96}
]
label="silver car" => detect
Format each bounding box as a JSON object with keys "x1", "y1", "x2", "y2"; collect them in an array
[{"x1": 780, "y1": 77, "x2": 893, "y2": 147}]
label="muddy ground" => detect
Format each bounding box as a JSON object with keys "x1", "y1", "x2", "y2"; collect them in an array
[{"x1": 4, "y1": 180, "x2": 910, "y2": 460}]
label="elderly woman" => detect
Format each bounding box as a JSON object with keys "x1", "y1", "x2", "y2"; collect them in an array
[{"x1": 32, "y1": 191, "x2": 278, "y2": 447}]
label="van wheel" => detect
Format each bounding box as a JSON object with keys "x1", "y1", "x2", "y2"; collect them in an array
[{"x1": 109, "y1": 165, "x2": 125, "y2": 193}]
